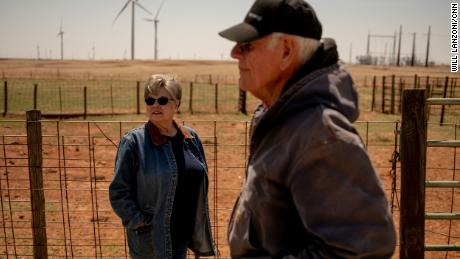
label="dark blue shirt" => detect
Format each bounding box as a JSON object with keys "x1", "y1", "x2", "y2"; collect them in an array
[{"x1": 167, "y1": 131, "x2": 205, "y2": 247}]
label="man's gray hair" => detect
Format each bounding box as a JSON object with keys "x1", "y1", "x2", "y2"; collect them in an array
[
  {"x1": 268, "y1": 32, "x2": 320, "y2": 65},
  {"x1": 144, "y1": 74, "x2": 182, "y2": 101}
]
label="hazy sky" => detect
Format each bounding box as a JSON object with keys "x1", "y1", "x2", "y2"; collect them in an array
[{"x1": 0, "y1": 0, "x2": 452, "y2": 64}]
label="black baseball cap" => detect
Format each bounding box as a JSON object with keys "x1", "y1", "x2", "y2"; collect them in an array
[{"x1": 219, "y1": 0, "x2": 322, "y2": 42}]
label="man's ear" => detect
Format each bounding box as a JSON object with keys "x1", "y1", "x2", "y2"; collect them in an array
[{"x1": 280, "y1": 36, "x2": 297, "y2": 71}]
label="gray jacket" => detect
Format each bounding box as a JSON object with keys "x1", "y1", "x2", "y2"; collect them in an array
[
  {"x1": 109, "y1": 122, "x2": 216, "y2": 258},
  {"x1": 228, "y1": 40, "x2": 396, "y2": 258}
]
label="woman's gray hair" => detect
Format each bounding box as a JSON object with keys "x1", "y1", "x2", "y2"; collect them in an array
[
  {"x1": 144, "y1": 74, "x2": 182, "y2": 101},
  {"x1": 268, "y1": 32, "x2": 320, "y2": 66}
]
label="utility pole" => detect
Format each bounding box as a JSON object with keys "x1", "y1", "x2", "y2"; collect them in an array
[
  {"x1": 392, "y1": 32, "x2": 397, "y2": 65},
  {"x1": 425, "y1": 26, "x2": 431, "y2": 67},
  {"x1": 36, "y1": 45, "x2": 40, "y2": 60},
  {"x1": 397, "y1": 25, "x2": 402, "y2": 66},
  {"x1": 411, "y1": 32, "x2": 416, "y2": 66}
]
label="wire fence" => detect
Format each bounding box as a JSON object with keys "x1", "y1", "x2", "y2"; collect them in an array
[
  {"x1": 0, "y1": 79, "x2": 246, "y2": 117},
  {"x1": 0, "y1": 119, "x2": 458, "y2": 258},
  {"x1": 0, "y1": 76, "x2": 375, "y2": 118},
  {"x1": 361, "y1": 75, "x2": 460, "y2": 124}
]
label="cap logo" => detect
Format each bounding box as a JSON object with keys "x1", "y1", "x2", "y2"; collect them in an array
[{"x1": 247, "y1": 12, "x2": 262, "y2": 21}]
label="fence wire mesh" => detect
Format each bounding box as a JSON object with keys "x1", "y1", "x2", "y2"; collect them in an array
[{"x1": 0, "y1": 119, "x2": 458, "y2": 258}]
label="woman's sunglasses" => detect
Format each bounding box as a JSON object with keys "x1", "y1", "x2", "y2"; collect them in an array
[{"x1": 145, "y1": 97, "x2": 169, "y2": 106}]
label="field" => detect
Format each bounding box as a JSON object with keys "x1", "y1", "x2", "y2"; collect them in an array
[
  {"x1": 0, "y1": 59, "x2": 459, "y2": 258},
  {"x1": 0, "y1": 59, "x2": 454, "y2": 82}
]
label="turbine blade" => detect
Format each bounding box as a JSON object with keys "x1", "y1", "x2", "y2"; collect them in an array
[
  {"x1": 135, "y1": 1, "x2": 152, "y2": 15},
  {"x1": 143, "y1": 18, "x2": 154, "y2": 22},
  {"x1": 113, "y1": 0, "x2": 131, "y2": 25},
  {"x1": 154, "y1": 0, "x2": 167, "y2": 19}
]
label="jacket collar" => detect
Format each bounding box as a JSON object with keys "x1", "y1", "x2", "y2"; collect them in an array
[
  {"x1": 282, "y1": 38, "x2": 339, "y2": 94},
  {"x1": 147, "y1": 120, "x2": 193, "y2": 146}
]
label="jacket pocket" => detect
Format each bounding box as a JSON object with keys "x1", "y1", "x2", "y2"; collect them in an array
[
  {"x1": 127, "y1": 224, "x2": 154, "y2": 257},
  {"x1": 228, "y1": 199, "x2": 261, "y2": 255}
]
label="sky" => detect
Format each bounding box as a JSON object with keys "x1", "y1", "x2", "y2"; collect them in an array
[{"x1": 0, "y1": 0, "x2": 453, "y2": 64}]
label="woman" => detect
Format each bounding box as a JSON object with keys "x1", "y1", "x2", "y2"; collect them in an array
[{"x1": 109, "y1": 74, "x2": 216, "y2": 259}]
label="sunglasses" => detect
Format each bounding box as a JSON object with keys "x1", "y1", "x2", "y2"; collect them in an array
[
  {"x1": 236, "y1": 41, "x2": 254, "y2": 53},
  {"x1": 145, "y1": 96, "x2": 169, "y2": 106}
]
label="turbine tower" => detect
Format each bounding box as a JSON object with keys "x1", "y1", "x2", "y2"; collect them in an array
[
  {"x1": 57, "y1": 22, "x2": 64, "y2": 60},
  {"x1": 114, "y1": 0, "x2": 152, "y2": 60},
  {"x1": 143, "y1": 0, "x2": 167, "y2": 60},
  {"x1": 36, "y1": 45, "x2": 41, "y2": 60}
]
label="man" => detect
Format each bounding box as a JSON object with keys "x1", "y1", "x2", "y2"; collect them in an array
[{"x1": 219, "y1": 0, "x2": 396, "y2": 258}]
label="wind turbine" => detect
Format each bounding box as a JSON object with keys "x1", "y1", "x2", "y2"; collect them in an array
[
  {"x1": 36, "y1": 45, "x2": 41, "y2": 60},
  {"x1": 113, "y1": 0, "x2": 152, "y2": 60},
  {"x1": 57, "y1": 22, "x2": 64, "y2": 60},
  {"x1": 143, "y1": 0, "x2": 167, "y2": 60}
]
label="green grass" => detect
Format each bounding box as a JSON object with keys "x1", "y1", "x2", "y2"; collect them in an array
[{"x1": 1, "y1": 79, "x2": 243, "y2": 115}]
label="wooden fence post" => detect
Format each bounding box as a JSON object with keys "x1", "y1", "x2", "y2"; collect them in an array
[
  {"x1": 238, "y1": 89, "x2": 247, "y2": 115},
  {"x1": 33, "y1": 84, "x2": 38, "y2": 110},
  {"x1": 391, "y1": 75, "x2": 395, "y2": 114},
  {"x1": 398, "y1": 78, "x2": 404, "y2": 113},
  {"x1": 425, "y1": 77, "x2": 432, "y2": 120},
  {"x1": 26, "y1": 110, "x2": 48, "y2": 258},
  {"x1": 414, "y1": 74, "x2": 419, "y2": 89},
  {"x1": 3, "y1": 81, "x2": 7, "y2": 116},
  {"x1": 189, "y1": 82, "x2": 194, "y2": 114},
  {"x1": 215, "y1": 83, "x2": 219, "y2": 113},
  {"x1": 84, "y1": 86, "x2": 87, "y2": 119},
  {"x1": 371, "y1": 76, "x2": 376, "y2": 112},
  {"x1": 425, "y1": 76, "x2": 430, "y2": 92},
  {"x1": 440, "y1": 76, "x2": 449, "y2": 125},
  {"x1": 136, "y1": 81, "x2": 140, "y2": 115},
  {"x1": 382, "y1": 76, "x2": 386, "y2": 113},
  {"x1": 58, "y1": 86, "x2": 63, "y2": 116},
  {"x1": 400, "y1": 89, "x2": 427, "y2": 259},
  {"x1": 110, "y1": 84, "x2": 114, "y2": 115}
]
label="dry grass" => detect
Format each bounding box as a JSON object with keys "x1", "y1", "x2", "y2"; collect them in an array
[
  {"x1": 0, "y1": 59, "x2": 458, "y2": 258},
  {"x1": 0, "y1": 59, "x2": 453, "y2": 83}
]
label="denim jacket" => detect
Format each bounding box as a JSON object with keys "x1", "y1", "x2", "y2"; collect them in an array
[{"x1": 109, "y1": 121, "x2": 216, "y2": 258}]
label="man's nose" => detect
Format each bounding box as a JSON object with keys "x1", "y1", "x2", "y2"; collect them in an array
[{"x1": 231, "y1": 44, "x2": 243, "y2": 60}]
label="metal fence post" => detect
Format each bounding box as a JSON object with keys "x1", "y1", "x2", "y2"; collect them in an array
[
  {"x1": 33, "y1": 84, "x2": 38, "y2": 110},
  {"x1": 84, "y1": 86, "x2": 87, "y2": 119},
  {"x1": 440, "y1": 76, "x2": 449, "y2": 125},
  {"x1": 400, "y1": 89, "x2": 427, "y2": 259},
  {"x1": 136, "y1": 81, "x2": 140, "y2": 115},
  {"x1": 238, "y1": 89, "x2": 247, "y2": 115},
  {"x1": 26, "y1": 110, "x2": 48, "y2": 258},
  {"x1": 2, "y1": 81, "x2": 7, "y2": 116},
  {"x1": 189, "y1": 82, "x2": 194, "y2": 114},
  {"x1": 371, "y1": 76, "x2": 376, "y2": 112},
  {"x1": 215, "y1": 83, "x2": 219, "y2": 113}
]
